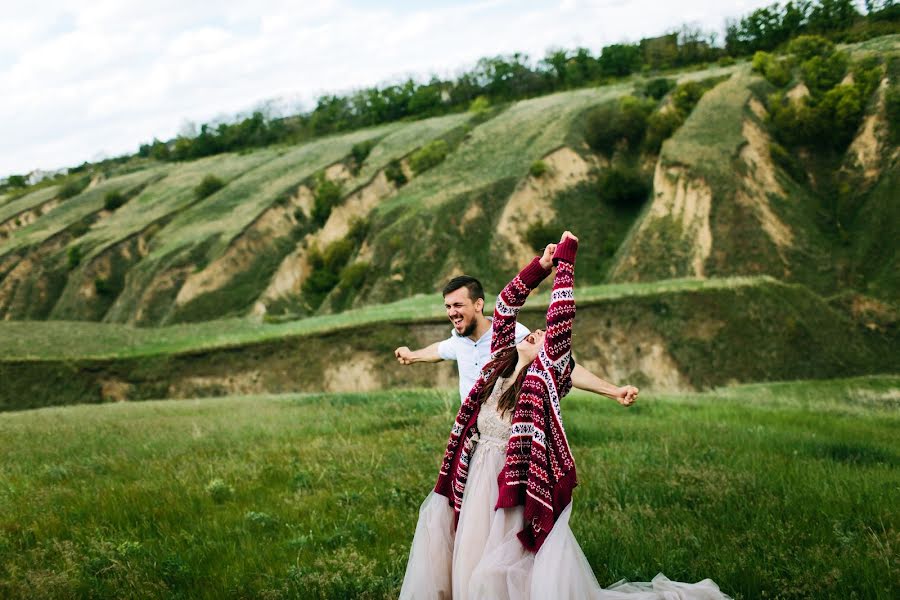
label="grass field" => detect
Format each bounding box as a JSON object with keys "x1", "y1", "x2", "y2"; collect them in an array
[{"x1": 0, "y1": 376, "x2": 897, "y2": 598}]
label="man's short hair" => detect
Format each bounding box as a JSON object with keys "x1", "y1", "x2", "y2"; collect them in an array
[{"x1": 443, "y1": 275, "x2": 485, "y2": 302}]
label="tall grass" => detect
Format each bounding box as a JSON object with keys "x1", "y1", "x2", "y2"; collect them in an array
[{"x1": 0, "y1": 376, "x2": 897, "y2": 598}]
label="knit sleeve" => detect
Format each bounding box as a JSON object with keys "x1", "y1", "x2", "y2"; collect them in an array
[
  {"x1": 543, "y1": 238, "x2": 577, "y2": 362},
  {"x1": 491, "y1": 257, "x2": 550, "y2": 356}
]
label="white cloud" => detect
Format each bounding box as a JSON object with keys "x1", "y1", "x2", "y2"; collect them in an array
[{"x1": 0, "y1": 0, "x2": 776, "y2": 175}]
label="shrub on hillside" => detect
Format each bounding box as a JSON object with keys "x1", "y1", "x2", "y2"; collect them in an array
[
  {"x1": 671, "y1": 81, "x2": 707, "y2": 113},
  {"x1": 67, "y1": 246, "x2": 82, "y2": 270},
  {"x1": 800, "y1": 52, "x2": 849, "y2": 95},
  {"x1": 529, "y1": 160, "x2": 548, "y2": 178},
  {"x1": 103, "y1": 191, "x2": 126, "y2": 211},
  {"x1": 302, "y1": 238, "x2": 355, "y2": 309},
  {"x1": 769, "y1": 83, "x2": 864, "y2": 150},
  {"x1": 194, "y1": 175, "x2": 224, "y2": 200},
  {"x1": 469, "y1": 96, "x2": 490, "y2": 114},
  {"x1": 752, "y1": 51, "x2": 792, "y2": 87},
  {"x1": 409, "y1": 139, "x2": 449, "y2": 174},
  {"x1": 350, "y1": 140, "x2": 376, "y2": 172},
  {"x1": 718, "y1": 56, "x2": 736, "y2": 67},
  {"x1": 585, "y1": 96, "x2": 655, "y2": 155},
  {"x1": 347, "y1": 218, "x2": 369, "y2": 246},
  {"x1": 787, "y1": 35, "x2": 835, "y2": 62},
  {"x1": 58, "y1": 176, "x2": 90, "y2": 199},
  {"x1": 643, "y1": 78, "x2": 675, "y2": 100},
  {"x1": 887, "y1": 85, "x2": 900, "y2": 145},
  {"x1": 384, "y1": 159, "x2": 407, "y2": 187},
  {"x1": 338, "y1": 261, "x2": 369, "y2": 290},
  {"x1": 769, "y1": 142, "x2": 807, "y2": 183},
  {"x1": 644, "y1": 109, "x2": 685, "y2": 153},
  {"x1": 311, "y1": 176, "x2": 343, "y2": 225},
  {"x1": 524, "y1": 220, "x2": 558, "y2": 251},
  {"x1": 597, "y1": 165, "x2": 650, "y2": 207}
]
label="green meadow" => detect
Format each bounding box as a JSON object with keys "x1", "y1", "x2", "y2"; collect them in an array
[{"x1": 1, "y1": 376, "x2": 897, "y2": 599}]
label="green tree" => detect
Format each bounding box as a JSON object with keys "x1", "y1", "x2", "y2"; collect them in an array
[{"x1": 598, "y1": 44, "x2": 642, "y2": 77}]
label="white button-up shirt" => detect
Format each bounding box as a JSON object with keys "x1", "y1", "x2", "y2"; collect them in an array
[{"x1": 438, "y1": 318, "x2": 531, "y2": 402}]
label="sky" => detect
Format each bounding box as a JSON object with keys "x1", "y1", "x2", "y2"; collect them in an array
[{"x1": 0, "y1": 0, "x2": 777, "y2": 177}]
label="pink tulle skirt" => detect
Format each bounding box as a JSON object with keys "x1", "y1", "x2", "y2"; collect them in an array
[{"x1": 399, "y1": 439, "x2": 731, "y2": 599}]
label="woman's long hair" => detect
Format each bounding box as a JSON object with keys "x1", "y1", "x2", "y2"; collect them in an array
[{"x1": 477, "y1": 347, "x2": 528, "y2": 417}]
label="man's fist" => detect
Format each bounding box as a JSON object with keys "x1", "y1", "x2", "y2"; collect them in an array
[{"x1": 394, "y1": 346, "x2": 414, "y2": 365}]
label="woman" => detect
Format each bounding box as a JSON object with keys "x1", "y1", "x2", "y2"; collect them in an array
[{"x1": 400, "y1": 232, "x2": 730, "y2": 599}]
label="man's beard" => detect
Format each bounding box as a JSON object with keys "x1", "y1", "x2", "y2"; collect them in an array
[{"x1": 461, "y1": 320, "x2": 477, "y2": 337}]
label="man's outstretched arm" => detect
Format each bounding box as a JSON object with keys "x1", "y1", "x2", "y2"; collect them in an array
[
  {"x1": 570, "y1": 364, "x2": 638, "y2": 406},
  {"x1": 395, "y1": 342, "x2": 443, "y2": 365}
]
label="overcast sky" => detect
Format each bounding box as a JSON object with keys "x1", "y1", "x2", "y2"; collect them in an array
[{"x1": 1, "y1": 0, "x2": 775, "y2": 177}]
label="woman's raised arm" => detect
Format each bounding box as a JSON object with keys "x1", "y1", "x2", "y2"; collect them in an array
[
  {"x1": 489, "y1": 244, "x2": 555, "y2": 356},
  {"x1": 542, "y1": 232, "x2": 578, "y2": 364}
]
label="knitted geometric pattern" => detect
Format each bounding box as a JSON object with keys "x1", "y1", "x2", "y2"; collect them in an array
[{"x1": 434, "y1": 238, "x2": 579, "y2": 552}]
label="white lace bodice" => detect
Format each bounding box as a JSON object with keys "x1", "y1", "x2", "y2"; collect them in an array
[{"x1": 477, "y1": 377, "x2": 513, "y2": 449}]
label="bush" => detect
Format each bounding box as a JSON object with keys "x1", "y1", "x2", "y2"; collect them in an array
[
  {"x1": 311, "y1": 176, "x2": 343, "y2": 225},
  {"x1": 468, "y1": 96, "x2": 490, "y2": 114},
  {"x1": 752, "y1": 51, "x2": 792, "y2": 87},
  {"x1": 347, "y1": 217, "x2": 369, "y2": 245},
  {"x1": 338, "y1": 261, "x2": 369, "y2": 290},
  {"x1": 409, "y1": 139, "x2": 449, "y2": 174},
  {"x1": 529, "y1": 160, "x2": 548, "y2": 178},
  {"x1": 384, "y1": 159, "x2": 407, "y2": 187},
  {"x1": 69, "y1": 217, "x2": 92, "y2": 238},
  {"x1": 58, "y1": 176, "x2": 90, "y2": 199},
  {"x1": 194, "y1": 175, "x2": 224, "y2": 200},
  {"x1": 524, "y1": 220, "x2": 558, "y2": 251},
  {"x1": 94, "y1": 276, "x2": 119, "y2": 298},
  {"x1": 718, "y1": 56, "x2": 736, "y2": 67},
  {"x1": 643, "y1": 78, "x2": 675, "y2": 100},
  {"x1": 597, "y1": 166, "x2": 650, "y2": 207},
  {"x1": 103, "y1": 191, "x2": 125, "y2": 211},
  {"x1": 585, "y1": 96, "x2": 654, "y2": 155},
  {"x1": 302, "y1": 238, "x2": 356, "y2": 309},
  {"x1": 769, "y1": 84, "x2": 864, "y2": 150},
  {"x1": 886, "y1": 85, "x2": 900, "y2": 145},
  {"x1": 769, "y1": 143, "x2": 807, "y2": 183},
  {"x1": 800, "y1": 52, "x2": 848, "y2": 95},
  {"x1": 644, "y1": 109, "x2": 685, "y2": 153},
  {"x1": 67, "y1": 246, "x2": 82, "y2": 270},
  {"x1": 671, "y1": 81, "x2": 706, "y2": 114},
  {"x1": 787, "y1": 35, "x2": 835, "y2": 62},
  {"x1": 350, "y1": 140, "x2": 376, "y2": 171}
]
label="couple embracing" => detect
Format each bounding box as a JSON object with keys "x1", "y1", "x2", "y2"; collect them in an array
[{"x1": 395, "y1": 232, "x2": 730, "y2": 599}]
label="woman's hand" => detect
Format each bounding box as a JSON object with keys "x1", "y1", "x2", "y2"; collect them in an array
[
  {"x1": 614, "y1": 385, "x2": 639, "y2": 407},
  {"x1": 560, "y1": 231, "x2": 578, "y2": 244},
  {"x1": 539, "y1": 243, "x2": 557, "y2": 270}
]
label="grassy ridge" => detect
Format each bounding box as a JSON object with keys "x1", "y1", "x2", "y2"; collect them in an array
[
  {"x1": 0, "y1": 377, "x2": 897, "y2": 598},
  {"x1": 0, "y1": 186, "x2": 61, "y2": 226},
  {"x1": 0, "y1": 277, "x2": 805, "y2": 361},
  {"x1": 0, "y1": 277, "x2": 895, "y2": 412}
]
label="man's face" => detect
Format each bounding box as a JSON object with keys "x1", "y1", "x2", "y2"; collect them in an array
[{"x1": 444, "y1": 287, "x2": 484, "y2": 337}]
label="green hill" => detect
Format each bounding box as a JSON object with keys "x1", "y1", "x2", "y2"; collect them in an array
[{"x1": 0, "y1": 36, "x2": 897, "y2": 408}]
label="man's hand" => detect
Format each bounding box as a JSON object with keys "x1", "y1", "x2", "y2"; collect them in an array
[
  {"x1": 539, "y1": 243, "x2": 557, "y2": 270},
  {"x1": 614, "y1": 385, "x2": 639, "y2": 407},
  {"x1": 395, "y1": 346, "x2": 414, "y2": 365}
]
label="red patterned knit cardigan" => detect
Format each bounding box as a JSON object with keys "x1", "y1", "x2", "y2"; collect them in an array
[{"x1": 434, "y1": 237, "x2": 578, "y2": 552}]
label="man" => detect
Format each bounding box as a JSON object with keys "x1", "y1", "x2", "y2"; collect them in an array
[{"x1": 394, "y1": 274, "x2": 638, "y2": 406}]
